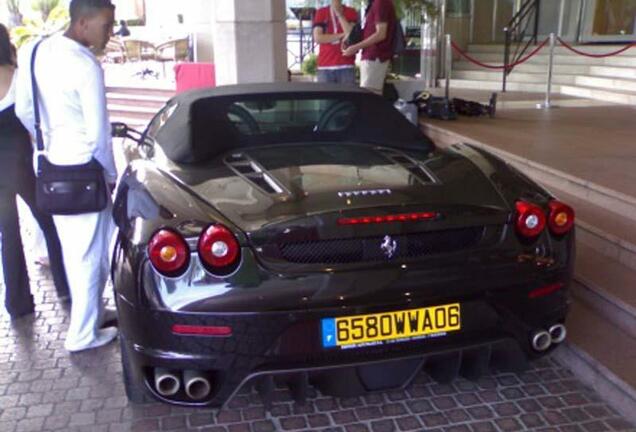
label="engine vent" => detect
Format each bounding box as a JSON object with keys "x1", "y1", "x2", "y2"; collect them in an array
[
  {"x1": 273, "y1": 227, "x2": 484, "y2": 265},
  {"x1": 376, "y1": 147, "x2": 439, "y2": 185},
  {"x1": 224, "y1": 152, "x2": 288, "y2": 196}
]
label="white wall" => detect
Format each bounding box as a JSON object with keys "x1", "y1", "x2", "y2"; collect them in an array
[{"x1": 139, "y1": 0, "x2": 214, "y2": 62}]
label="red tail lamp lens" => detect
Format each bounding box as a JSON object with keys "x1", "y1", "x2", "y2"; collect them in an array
[
  {"x1": 528, "y1": 282, "x2": 565, "y2": 299},
  {"x1": 148, "y1": 229, "x2": 190, "y2": 276},
  {"x1": 172, "y1": 324, "x2": 233, "y2": 337},
  {"x1": 548, "y1": 200, "x2": 575, "y2": 235},
  {"x1": 198, "y1": 224, "x2": 240, "y2": 272},
  {"x1": 338, "y1": 212, "x2": 439, "y2": 225},
  {"x1": 515, "y1": 201, "x2": 546, "y2": 238}
]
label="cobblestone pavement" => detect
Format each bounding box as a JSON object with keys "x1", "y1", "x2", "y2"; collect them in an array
[{"x1": 0, "y1": 264, "x2": 634, "y2": 432}]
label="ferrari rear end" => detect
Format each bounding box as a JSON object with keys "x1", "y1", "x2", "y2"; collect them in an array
[{"x1": 113, "y1": 140, "x2": 575, "y2": 408}]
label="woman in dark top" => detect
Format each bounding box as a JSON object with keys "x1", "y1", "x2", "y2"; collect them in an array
[{"x1": 0, "y1": 24, "x2": 70, "y2": 319}]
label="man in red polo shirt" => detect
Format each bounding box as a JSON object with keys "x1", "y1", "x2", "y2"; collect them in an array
[
  {"x1": 313, "y1": 0, "x2": 359, "y2": 84},
  {"x1": 342, "y1": 0, "x2": 396, "y2": 94}
]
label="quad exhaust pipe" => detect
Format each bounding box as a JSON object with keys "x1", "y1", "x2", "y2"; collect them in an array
[
  {"x1": 549, "y1": 323, "x2": 567, "y2": 344},
  {"x1": 531, "y1": 324, "x2": 567, "y2": 352},
  {"x1": 184, "y1": 370, "x2": 211, "y2": 400},
  {"x1": 154, "y1": 368, "x2": 180, "y2": 397},
  {"x1": 152, "y1": 368, "x2": 213, "y2": 400},
  {"x1": 531, "y1": 330, "x2": 552, "y2": 352}
]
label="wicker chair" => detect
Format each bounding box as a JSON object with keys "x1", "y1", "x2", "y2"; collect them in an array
[
  {"x1": 102, "y1": 39, "x2": 126, "y2": 63},
  {"x1": 155, "y1": 38, "x2": 190, "y2": 75},
  {"x1": 122, "y1": 39, "x2": 157, "y2": 62}
]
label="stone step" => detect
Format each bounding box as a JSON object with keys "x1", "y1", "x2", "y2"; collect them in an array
[
  {"x1": 455, "y1": 61, "x2": 636, "y2": 83},
  {"x1": 453, "y1": 61, "x2": 590, "y2": 75},
  {"x1": 603, "y1": 56, "x2": 636, "y2": 67},
  {"x1": 106, "y1": 92, "x2": 168, "y2": 109},
  {"x1": 452, "y1": 70, "x2": 577, "y2": 85},
  {"x1": 105, "y1": 85, "x2": 175, "y2": 99},
  {"x1": 449, "y1": 78, "x2": 559, "y2": 93},
  {"x1": 422, "y1": 122, "x2": 636, "y2": 223},
  {"x1": 549, "y1": 186, "x2": 636, "y2": 337},
  {"x1": 108, "y1": 104, "x2": 157, "y2": 122},
  {"x1": 548, "y1": 187, "x2": 636, "y2": 271},
  {"x1": 458, "y1": 52, "x2": 636, "y2": 67},
  {"x1": 575, "y1": 75, "x2": 636, "y2": 92},
  {"x1": 466, "y1": 44, "x2": 636, "y2": 57},
  {"x1": 573, "y1": 243, "x2": 636, "y2": 338},
  {"x1": 560, "y1": 85, "x2": 636, "y2": 105},
  {"x1": 553, "y1": 294, "x2": 636, "y2": 423},
  {"x1": 588, "y1": 66, "x2": 636, "y2": 80}
]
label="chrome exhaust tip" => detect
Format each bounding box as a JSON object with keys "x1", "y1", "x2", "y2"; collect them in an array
[
  {"x1": 184, "y1": 370, "x2": 211, "y2": 400},
  {"x1": 531, "y1": 330, "x2": 552, "y2": 352},
  {"x1": 549, "y1": 324, "x2": 567, "y2": 344},
  {"x1": 154, "y1": 368, "x2": 180, "y2": 397}
]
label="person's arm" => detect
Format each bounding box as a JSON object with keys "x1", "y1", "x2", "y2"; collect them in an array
[
  {"x1": 78, "y1": 62, "x2": 117, "y2": 184},
  {"x1": 14, "y1": 44, "x2": 37, "y2": 138},
  {"x1": 342, "y1": 21, "x2": 387, "y2": 56},
  {"x1": 313, "y1": 24, "x2": 343, "y2": 44},
  {"x1": 334, "y1": 8, "x2": 354, "y2": 36}
]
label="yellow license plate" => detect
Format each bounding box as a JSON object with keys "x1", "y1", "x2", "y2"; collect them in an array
[{"x1": 321, "y1": 303, "x2": 461, "y2": 348}]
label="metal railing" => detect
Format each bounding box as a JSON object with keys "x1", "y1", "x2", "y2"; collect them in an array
[{"x1": 502, "y1": 0, "x2": 541, "y2": 92}]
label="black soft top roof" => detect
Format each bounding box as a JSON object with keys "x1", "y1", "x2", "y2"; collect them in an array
[
  {"x1": 169, "y1": 82, "x2": 372, "y2": 105},
  {"x1": 152, "y1": 83, "x2": 432, "y2": 164}
]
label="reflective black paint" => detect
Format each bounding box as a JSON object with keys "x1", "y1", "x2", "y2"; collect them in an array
[{"x1": 112, "y1": 89, "x2": 573, "y2": 408}]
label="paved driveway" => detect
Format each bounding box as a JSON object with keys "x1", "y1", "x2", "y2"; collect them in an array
[{"x1": 0, "y1": 264, "x2": 634, "y2": 432}]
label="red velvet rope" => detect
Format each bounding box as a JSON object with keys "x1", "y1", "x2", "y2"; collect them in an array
[
  {"x1": 557, "y1": 37, "x2": 636, "y2": 58},
  {"x1": 451, "y1": 38, "x2": 549, "y2": 70}
]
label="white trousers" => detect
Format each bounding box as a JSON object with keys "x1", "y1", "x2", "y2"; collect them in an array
[
  {"x1": 360, "y1": 59, "x2": 390, "y2": 94},
  {"x1": 54, "y1": 203, "x2": 114, "y2": 351}
]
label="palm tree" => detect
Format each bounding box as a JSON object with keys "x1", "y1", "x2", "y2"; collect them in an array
[
  {"x1": 32, "y1": 0, "x2": 63, "y2": 22},
  {"x1": 10, "y1": 2, "x2": 69, "y2": 48},
  {"x1": 7, "y1": 0, "x2": 24, "y2": 27}
]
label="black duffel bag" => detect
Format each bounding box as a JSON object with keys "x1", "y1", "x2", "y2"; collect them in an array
[{"x1": 30, "y1": 39, "x2": 108, "y2": 215}]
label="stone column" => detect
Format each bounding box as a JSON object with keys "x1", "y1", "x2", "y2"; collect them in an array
[{"x1": 212, "y1": 0, "x2": 287, "y2": 85}]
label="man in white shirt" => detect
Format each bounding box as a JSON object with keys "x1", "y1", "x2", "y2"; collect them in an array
[{"x1": 15, "y1": 0, "x2": 118, "y2": 352}]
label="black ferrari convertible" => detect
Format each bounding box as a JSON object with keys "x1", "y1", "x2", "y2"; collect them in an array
[{"x1": 111, "y1": 83, "x2": 575, "y2": 407}]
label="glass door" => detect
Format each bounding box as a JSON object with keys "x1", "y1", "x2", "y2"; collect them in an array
[
  {"x1": 526, "y1": 0, "x2": 583, "y2": 42},
  {"x1": 580, "y1": 0, "x2": 636, "y2": 42}
]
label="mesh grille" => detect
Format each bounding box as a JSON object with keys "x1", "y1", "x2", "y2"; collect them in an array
[{"x1": 277, "y1": 227, "x2": 483, "y2": 265}]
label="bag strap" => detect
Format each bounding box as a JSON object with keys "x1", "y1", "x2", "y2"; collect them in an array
[{"x1": 30, "y1": 39, "x2": 46, "y2": 153}]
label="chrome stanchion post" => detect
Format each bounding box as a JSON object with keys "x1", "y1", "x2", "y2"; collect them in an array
[
  {"x1": 537, "y1": 33, "x2": 556, "y2": 109},
  {"x1": 503, "y1": 27, "x2": 510, "y2": 93},
  {"x1": 445, "y1": 34, "x2": 452, "y2": 99}
]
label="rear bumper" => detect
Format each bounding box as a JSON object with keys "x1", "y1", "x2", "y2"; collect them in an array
[{"x1": 116, "y1": 286, "x2": 569, "y2": 407}]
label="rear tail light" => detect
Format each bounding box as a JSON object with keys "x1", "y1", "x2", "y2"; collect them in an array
[
  {"x1": 198, "y1": 224, "x2": 241, "y2": 275},
  {"x1": 515, "y1": 201, "x2": 546, "y2": 238},
  {"x1": 528, "y1": 282, "x2": 565, "y2": 299},
  {"x1": 148, "y1": 229, "x2": 190, "y2": 277},
  {"x1": 548, "y1": 200, "x2": 575, "y2": 235}
]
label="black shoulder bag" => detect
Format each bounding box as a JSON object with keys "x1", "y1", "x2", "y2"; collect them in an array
[{"x1": 31, "y1": 39, "x2": 108, "y2": 215}]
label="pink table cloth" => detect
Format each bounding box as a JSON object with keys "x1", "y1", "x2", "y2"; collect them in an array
[{"x1": 174, "y1": 62, "x2": 216, "y2": 93}]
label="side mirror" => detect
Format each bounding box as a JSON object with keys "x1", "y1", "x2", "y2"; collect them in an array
[
  {"x1": 111, "y1": 121, "x2": 135, "y2": 138},
  {"x1": 111, "y1": 122, "x2": 154, "y2": 158},
  {"x1": 111, "y1": 122, "x2": 148, "y2": 143}
]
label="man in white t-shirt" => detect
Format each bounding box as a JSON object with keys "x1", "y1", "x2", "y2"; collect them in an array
[{"x1": 15, "y1": 0, "x2": 118, "y2": 352}]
